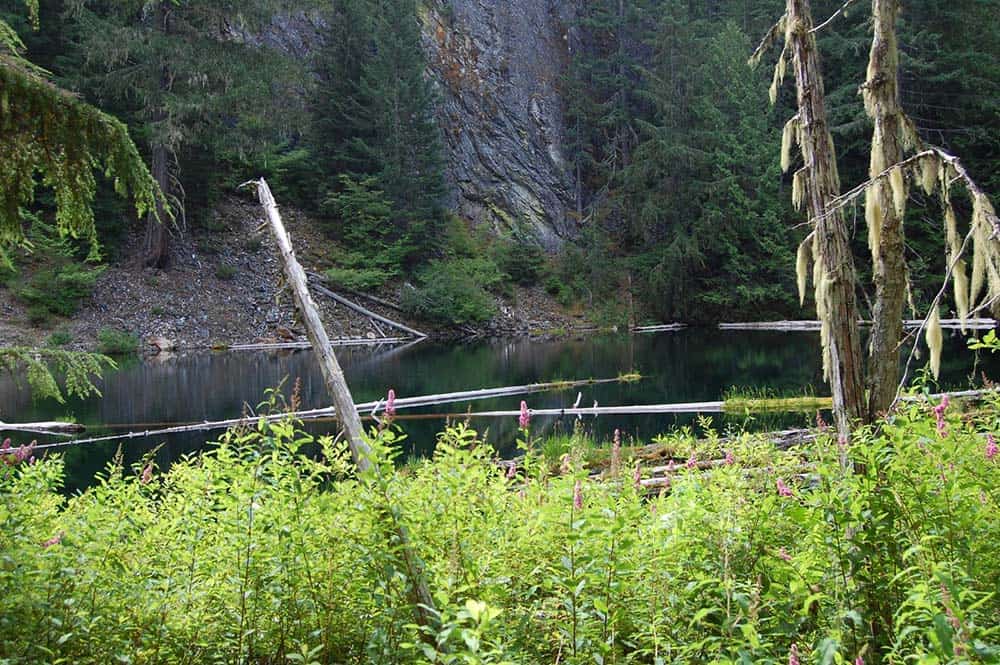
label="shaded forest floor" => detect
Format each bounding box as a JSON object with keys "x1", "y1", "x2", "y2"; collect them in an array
[{"x1": 0, "y1": 196, "x2": 584, "y2": 352}]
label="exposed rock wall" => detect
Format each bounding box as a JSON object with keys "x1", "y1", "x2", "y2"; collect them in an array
[
  {"x1": 255, "y1": 0, "x2": 579, "y2": 248},
  {"x1": 421, "y1": 0, "x2": 578, "y2": 248}
]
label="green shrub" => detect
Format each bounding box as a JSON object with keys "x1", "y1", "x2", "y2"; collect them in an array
[
  {"x1": 323, "y1": 266, "x2": 394, "y2": 292},
  {"x1": 45, "y1": 329, "x2": 73, "y2": 347},
  {"x1": 96, "y1": 327, "x2": 138, "y2": 355},
  {"x1": 215, "y1": 264, "x2": 237, "y2": 280},
  {"x1": 401, "y1": 258, "x2": 503, "y2": 325},
  {"x1": 0, "y1": 400, "x2": 998, "y2": 663}
]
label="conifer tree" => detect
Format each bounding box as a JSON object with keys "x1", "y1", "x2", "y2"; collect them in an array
[
  {"x1": 314, "y1": 0, "x2": 447, "y2": 271},
  {"x1": 0, "y1": 0, "x2": 160, "y2": 254},
  {"x1": 66, "y1": 0, "x2": 303, "y2": 267}
]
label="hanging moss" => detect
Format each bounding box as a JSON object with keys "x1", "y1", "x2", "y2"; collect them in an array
[
  {"x1": 865, "y1": 183, "x2": 882, "y2": 259},
  {"x1": 796, "y1": 233, "x2": 812, "y2": 305},
  {"x1": 926, "y1": 306, "x2": 943, "y2": 379},
  {"x1": 889, "y1": 165, "x2": 907, "y2": 219}
]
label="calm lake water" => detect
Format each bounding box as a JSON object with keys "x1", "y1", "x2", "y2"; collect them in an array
[{"x1": 1, "y1": 328, "x2": 995, "y2": 492}]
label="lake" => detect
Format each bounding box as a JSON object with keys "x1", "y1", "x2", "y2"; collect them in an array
[{"x1": 1, "y1": 328, "x2": 995, "y2": 492}]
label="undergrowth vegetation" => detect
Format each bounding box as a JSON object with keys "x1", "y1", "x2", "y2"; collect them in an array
[{"x1": 1, "y1": 396, "x2": 999, "y2": 663}]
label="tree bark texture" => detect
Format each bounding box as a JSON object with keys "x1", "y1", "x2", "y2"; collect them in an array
[
  {"x1": 787, "y1": 0, "x2": 866, "y2": 435},
  {"x1": 143, "y1": 139, "x2": 170, "y2": 268},
  {"x1": 864, "y1": 0, "x2": 907, "y2": 422}
]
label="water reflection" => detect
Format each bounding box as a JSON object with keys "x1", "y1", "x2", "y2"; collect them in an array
[{"x1": 1, "y1": 328, "x2": 994, "y2": 493}]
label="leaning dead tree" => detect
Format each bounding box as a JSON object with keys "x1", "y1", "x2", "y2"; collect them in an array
[
  {"x1": 250, "y1": 178, "x2": 439, "y2": 632},
  {"x1": 752, "y1": 0, "x2": 866, "y2": 436},
  {"x1": 753, "y1": 0, "x2": 1000, "y2": 432}
]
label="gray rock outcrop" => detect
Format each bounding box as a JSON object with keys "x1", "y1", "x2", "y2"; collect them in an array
[
  {"x1": 420, "y1": 0, "x2": 578, "y2": 248},
  {"x1": 252, "y1": 0, "x2": 580, "y2": 248}
]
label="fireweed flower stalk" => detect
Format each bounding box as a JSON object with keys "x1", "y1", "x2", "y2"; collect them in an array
[
  {"x1": 986, "y1": 433, "x2": 998, "y2": 461},
  {"x1": 933, "y1": 395, "x2": 950, "y2": 438},
  {"x1": 609, "y1": 428, "x2": 622, "y2": 477},
  {"x1": 519, "y1": 400, "x2": 530, "y2": 430}
]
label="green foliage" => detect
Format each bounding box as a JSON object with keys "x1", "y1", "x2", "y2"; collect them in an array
[
  {"x1": 96, "y1": 327, "x2": 137, "y2": 356},
  {"x1": 324, "y1": 266, "x2": 395, "y2": 292},
  {"x1": 0, "y1": 345, "x2": 114, "y2": 402},
  {"x1": 0, "y1": 2, "x2": 162, "y2": 254},
  {"x1": 312, "y1": 0, "x2": 448, "y2": 274},
  {"x1": 401, "y1": 258, "x2": 503, "y2": 325},
  {"x1": 492, "y1": 239, "x2": 547, "y2": 286},
  {"x1": 2, "y1": 403, "x2": 999, "y2": 662},
  {"x1": 4, "y1": 216, "x2": 105, "y2": 320},
  {"x1": 214, "y1": 263, "x2": 237, "y2": 280}
]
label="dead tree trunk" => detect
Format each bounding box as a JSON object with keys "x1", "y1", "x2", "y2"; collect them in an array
[
  {"x1": 863, "y1": 0, "x2": 907, "y2": 421},
  {"x1": 254, "y1": 179, "x2": 371, "y2": 471},
  {"x1": 143, "y1": 139, "x2": 170, "y2": 268},
  {"x1": 252, "y1": 178, "x2": 439, "y2": 634},
  {"x1": 787, "y1": 0, "x2": 866, "y2": 435}
]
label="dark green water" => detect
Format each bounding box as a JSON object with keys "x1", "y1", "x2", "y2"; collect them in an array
[{"x1": 1, "y1": 329, "x2": 994, "y2": 492}]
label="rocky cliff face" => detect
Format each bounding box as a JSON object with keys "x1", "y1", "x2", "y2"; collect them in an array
[
  {"x1": 255, "y1": 0, "x2": 579, "y2": 248},
  {"x1": 420, "y1": 0, "x2": 578, "y2": 248}
]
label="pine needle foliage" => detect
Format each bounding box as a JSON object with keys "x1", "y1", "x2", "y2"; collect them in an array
[
  {"x1": 0, "y1": 346, "x2": 114, "y2": 403},
  {"x1": 0, "y1": 2, "x2": 161, "y2": 255}
]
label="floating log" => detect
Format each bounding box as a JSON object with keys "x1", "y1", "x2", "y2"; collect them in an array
[
  {"x1": 224, "y1": 337, "x2": 411, "y2": 352},
  {"x1": 720, "y1": 319, "x2": 996, "y2": 331},
  {"x1": 632, "y1": 324, "x2": 688, "y2": 333},
  {"x1": 31, "y1": 377, "x2": 626, "y2": 451},
  {"x1": 308, "y1": 278, "x2": 427, "y2": 339},
  {"x1": 0, "y1": 420, "x2": 85, "y2": 435}
]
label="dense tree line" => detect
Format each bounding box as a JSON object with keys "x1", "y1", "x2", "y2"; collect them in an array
[
  {"x1": 563, "y1": 0, "x2": 1000, "y2": 323},
  {"x1": 2, "y1": 0, "x2": 997, "y2": 326}
]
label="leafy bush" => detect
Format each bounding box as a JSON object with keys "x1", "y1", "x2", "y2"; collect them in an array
[
  {"x1": 401, "y1": 258, "x2": 503, "y2": 325},
  {"x1": 215, "y1": 263, "x2": 237, "y2": 280},
  {"x1": 1, "y1": 399, "x2": 999, "y2": 663},
  {"x1": 324, "y1": 266, "x2": 395, "y2": 292},
  {"x1": 96, "y1": 328, "x2": 138, "y2": 355},
  {"x1": 45, "y1": 329, "x2": 73, "y2": 347}
]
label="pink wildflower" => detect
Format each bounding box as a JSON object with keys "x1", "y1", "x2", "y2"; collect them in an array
[
  {"x1": 385, "y1": 389, "x2": 396, "y2": 418},
  {"x1": 41, "y1": 532, "x2": 64, "y2": 548},
  {"x1": 933, "y1": 396, "x2": 949, "y2": 438},
  {"x1": 141, "y1": 463, "x2": 153, "y2": 485},
  {"x1": 724, "y1": 449, "x2": 735, "y2": 466},
  {"x1": 610, "y1": 429, "x2": 621, "y2": 475},
  {"x1": 778, "y1": 547, "x2": 792, "y2": 562},
  {"x1": 1, "y1": 438, "x2": 9, "y2": 451},
  {"x1": 855, "y1": 657, "x2": 864, "y2": 665},
  {"x1": 573, "y1": 480, "x2": 583, "y2": 510},
  {"x1": 776, "y1": 478, "x2": 794, "y2": 497},
  {"x1": 816, "y1": 411, "x2": 828, "y2": 431},
  {"x1": 13, "y1": 441, "x2": 35, "y2": 464},
  {"x1": 519, "y1": 400, "x2": 530, "y2": 430},
  {"x1": 788, "y1": 643, "x2": 800, "y2": 665},
  {"x1": 986, "y1": 433, "x2": 998, "y2": 461},
  {"x1": 686, "y1": 452, "x2": 697, "y2": 470},
  {"x1": 506, "y1": 461, "x2": 517, "y2": 479}
]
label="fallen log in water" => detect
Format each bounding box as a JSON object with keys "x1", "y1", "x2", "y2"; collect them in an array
[
  {"x1": 306, "y1": 271, "x2": 407, "y2": 313},
  {"x1": 720, "y1": 319, "x2": 996, "y2": 331},
  {"x1": 0, "y1": 420, "x2": 85, "y2": 436},
  {"x1": 632, "y1": 323, "x2": 688, "y2": 333},
  {"x1": 30, "y1": 377, "x2": 626, "y2": 451}
]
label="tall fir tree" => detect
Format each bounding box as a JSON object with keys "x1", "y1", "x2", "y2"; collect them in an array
[{"x1": 314, "y1": 0, "x2": 447, "y2": 274}]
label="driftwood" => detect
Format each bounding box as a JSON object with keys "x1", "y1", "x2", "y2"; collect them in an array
[
  {"x1": 719, "y1": 319, "x2": 996, "y2": 331},
  {"x1": 306, "y1": 271, "x2": 407, "y2": 314},
  {"x1": 224, "y1": 337, "x2": 411, "y2": 352},
  {"x1": 632, "y1": 324, "x2": 687, "y2": 333},
  {"x1": 0, "y1": 420, "x2": 85, "y2": 435},
  {"x1": 308, "y1": 278, "x2": 427, "y2": 340}
]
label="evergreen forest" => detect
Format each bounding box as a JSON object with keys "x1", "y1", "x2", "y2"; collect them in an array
[{"x1": 2, "y1": 0, "x2": 1000, "y2": 663}]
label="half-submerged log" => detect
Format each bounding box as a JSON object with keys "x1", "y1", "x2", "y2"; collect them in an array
[{"x1": 0, "y1": 420, "x2": 84, "y2": 435}]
